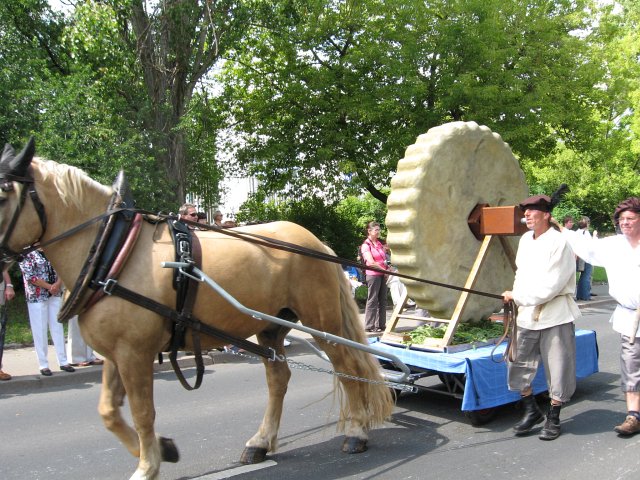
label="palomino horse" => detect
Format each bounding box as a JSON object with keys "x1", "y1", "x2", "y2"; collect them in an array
[{"x1": 0, "y1": 140, "x2": 394, "y2": 480}]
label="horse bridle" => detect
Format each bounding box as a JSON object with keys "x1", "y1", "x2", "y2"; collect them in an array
[{"x1": 0, "y1": 168, "x2": 48, "y2": 261}]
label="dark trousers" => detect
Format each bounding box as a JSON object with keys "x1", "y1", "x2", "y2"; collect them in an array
[
  {"x1": 576, "y1": 262, "x2": 592, "y2": 300},
  {"x1": 364, "y1": 275, "x2": 387, "y2": 330}
]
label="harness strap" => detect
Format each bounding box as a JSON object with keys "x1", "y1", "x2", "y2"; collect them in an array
[
  {"x1": 26, "y1": 180, "x2": 47, "y2": 236},
  {"x1": 169, "y1": 233, "x2": 205, "y2": 390},
  {"x1": 204, "y1": 226, "x2": 506, "y2": 301},
  {"x1": 84, "y1": 213, "x2": 144, "y2": 312},
  {"x1": 96, "y1": 278, "x2": 276, "y2": 388}
]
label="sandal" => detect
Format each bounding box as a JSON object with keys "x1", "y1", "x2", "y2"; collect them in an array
[
  {"x1": 60, "y1": 365, "x2": 76, "y2": 373},
  {"x1": 40, "y1": 368, "x2": 52, "y2": 376},
  {"x1": 89, "y1": 359, "x2": 104, "y2": 365}
]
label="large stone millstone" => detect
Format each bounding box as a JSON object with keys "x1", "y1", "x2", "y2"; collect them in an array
[{"x1": 385, "y1": 121, "x2": 528, "y2": 321}]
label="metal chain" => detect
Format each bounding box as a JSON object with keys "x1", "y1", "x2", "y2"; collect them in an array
[{"x1": 218, "y1": 349, "x2": 415, "y2": 392}]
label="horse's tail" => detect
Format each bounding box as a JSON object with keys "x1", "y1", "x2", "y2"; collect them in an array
[{"x1": 333, "y1": 261, "x2": 394, "y2": 430}]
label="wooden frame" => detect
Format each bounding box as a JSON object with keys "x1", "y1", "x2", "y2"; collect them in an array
[{"x1": 381, "y1": 235, "x2": 517, "y2": 352}]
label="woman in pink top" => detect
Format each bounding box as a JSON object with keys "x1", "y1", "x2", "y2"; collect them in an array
[{"x1": 360, "y1": 221, "x2": 389, "y2": 332}]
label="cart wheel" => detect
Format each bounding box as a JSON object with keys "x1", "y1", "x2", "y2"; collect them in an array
[{"x1": 464, "y1": 408, "x2": 498, "y2": 427}]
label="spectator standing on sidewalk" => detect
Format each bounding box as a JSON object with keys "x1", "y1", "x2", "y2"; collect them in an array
[
  {"x1": 558, "y1": 197, "x2": 640, "y2": 437},
  {"x1": 19, "y1": 250, "x2": 75, "y2": 376},
  {"x1": 563, "y1": 215, "x2": 575, "y2": 231},
  {"x1": 0, "y1": 268, "x2": 16, "y2": 381},
  {"x1": 575, "y1": 216, "x2": 593, "y2": 301},
  {"x1": 67, "y1": 315, "x2": 103, "y2": 367},
  {"x1": 361, "y1": 222, "x2": 389, "y2": 332}
]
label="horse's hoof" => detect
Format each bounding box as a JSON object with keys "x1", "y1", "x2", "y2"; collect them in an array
[
  {"x1": 342, "y1": 436, "x2": 368, "y2": 454},
  {"x1": 240, "y1": 446, "x2": 268, "y2": 464},
  {"x1": 159, "y1": 437, "x2": 180, "y2": 463}
]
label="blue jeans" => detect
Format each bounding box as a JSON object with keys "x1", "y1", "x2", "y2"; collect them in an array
[{"x1": 576, "y1": 262, "x2": 592, "y2": 300}]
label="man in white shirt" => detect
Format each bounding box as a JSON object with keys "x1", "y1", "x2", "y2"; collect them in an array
[
  {"x1": 502, "y1": 192, "x2": 581, "y2": 441},
  {"x1": 559, "y1": 197, "x2": 640, "y2": 436}
]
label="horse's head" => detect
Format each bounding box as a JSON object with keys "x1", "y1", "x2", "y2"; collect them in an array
[{"x1": 0, "y1": 137, "x2": 47, "y2": 260}]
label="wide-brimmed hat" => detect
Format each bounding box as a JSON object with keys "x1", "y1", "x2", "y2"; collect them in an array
[
  {"x1": 519, "y1": 194, "x2": 552, "y2": 212},
  {"x1": 519, "y1": 184, "x2": 569, "y2": 213}
]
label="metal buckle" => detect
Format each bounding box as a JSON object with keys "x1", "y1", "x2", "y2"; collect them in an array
[
  {"x1": 99, "y1": 278, "x2": 118, "y2": 295},
  {"x1": 177, "y1": 235, "x2": 190, "y2": 257},
  {"x1": 267, "y1": 348, "x2": 284, "y2": 362}
]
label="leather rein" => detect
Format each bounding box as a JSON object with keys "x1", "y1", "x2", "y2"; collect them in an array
[{"x1": 1, "y1": 190, "x2": 517, "y2": 389}]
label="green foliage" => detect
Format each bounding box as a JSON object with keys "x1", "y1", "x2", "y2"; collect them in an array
[
  {"x1": 524, "y1": 138, "x2": 640, "y2": 234},
  {"x1": 354, "y1": 284, "x2": 368, "y2": 304},
  {"x1": 236, "y1": 191, "x2": 388, "y2": 260},
  {"x1": 336, "y1": 193, "x2": 389, "y2": 237},
  {"x1": 4, "y1": 290, "x2": 32, "y2": 346},
  {"x1": 234, "y1": 192, "x2": 284, "y2": 224},
  {"x1": 220, "y1": 0, "x2": 601, "y2": 203},
  {"x1": 236, "y1": 194, "x2": 362, "y2": 259},
  {"x1": 1, "y1": 0, "x2": 236, "y2": 211},
  {"x1": 2, "y1": 0, "x2": 640, "y2": 235},
  {"x1": 0, "y1": 1, "x2": 66, "y2": 144},
  {"x1": 405, "y1": 320, "x2": 505, "y2": 347},
  {"x1": 592, "y1": 266, "x2": 608, "y2": 283}
]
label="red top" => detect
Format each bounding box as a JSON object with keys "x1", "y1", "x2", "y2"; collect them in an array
[{"x1": 361, "y1": 239, "x2": 387, "y2": 276}]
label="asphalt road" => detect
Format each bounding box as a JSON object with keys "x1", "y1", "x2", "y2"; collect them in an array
[{"x1": 1, "y1": 302, "x2": 639, "y2": 480}]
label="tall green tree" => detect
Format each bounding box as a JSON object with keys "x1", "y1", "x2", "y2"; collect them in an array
[
  {"x1": 63, "y1": 0, "x2": 249, "y2": 205},
  {"x1": 525, "y1": 0, "x2": 640, "y2": 232},
  {"x1": 2, "y1": 0, "x2": 244, "y2": 209},
  {"x1": 116, "y1": 0, "x2": 248, "y2": 203},
  {"x1": 0, "y1": 1, "x2": 67, "y2": 144},
  {"x1": 220, "y1": 0, "x2": 602, "y2": 204}
]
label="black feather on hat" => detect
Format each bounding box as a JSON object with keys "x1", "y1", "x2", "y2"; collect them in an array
[
  {"x1": 519, "y1": 184, "x2": 570, "y2": 212},
  {"x1": 549, "y1": 184, "x2": 570, "y2": 211}
]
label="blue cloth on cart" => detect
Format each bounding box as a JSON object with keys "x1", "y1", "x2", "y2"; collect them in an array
[{"x1": 372, "y1": 328, "x2": 598, "y2": 411}]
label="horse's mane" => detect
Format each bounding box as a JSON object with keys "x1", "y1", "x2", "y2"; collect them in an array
[{"x1": 32, "y1": 158, "x2": 113, "y2": 208}]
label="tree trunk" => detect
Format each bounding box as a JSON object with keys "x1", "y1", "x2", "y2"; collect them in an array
[{"x1": 127, "y1": 0, "x2": 226, "y2": 204}]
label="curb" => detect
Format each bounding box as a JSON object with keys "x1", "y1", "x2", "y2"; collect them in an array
[
  {"x1": 577, "y1": 296, "x2": 616, "y2": 310},
  {"x1": 0, "y1": 354, "x2": 214, "y2": 395}
]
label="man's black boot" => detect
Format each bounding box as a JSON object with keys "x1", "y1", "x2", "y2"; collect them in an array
[
  {"x1": 513, "y1": 395, "x2": 544, "y2": 435},
  {"x1": 539, "y1": 404, "x2": 562, "y2": 440}
]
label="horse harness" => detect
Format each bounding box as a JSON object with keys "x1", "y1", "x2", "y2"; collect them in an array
[
  {"x1": 1, "y1": 169, "x2": 276, "y2": 390},
  {"x1": 78, "y1": 181, "x2": 277, "y2": 390}
]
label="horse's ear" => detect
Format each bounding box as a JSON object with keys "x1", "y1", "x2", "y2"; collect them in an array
[
  {"x1": 8, "y1": 137, "x2": 36, "y2": 177},
  {"x1": 1, "y1": 143, "x2": 16, "y2": 165}
]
